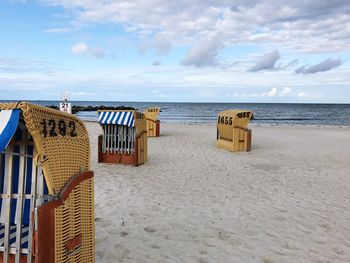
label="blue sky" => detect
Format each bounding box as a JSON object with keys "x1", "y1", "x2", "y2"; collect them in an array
[{"x1": 0, "y1": 0, "x2": 349, "y2": 103}]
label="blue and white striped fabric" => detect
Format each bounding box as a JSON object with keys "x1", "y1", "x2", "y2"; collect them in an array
[
  {"x1": 0, "y1": 110, "x2": 20, "y2": 153},
  {"x1": 98, "y1": 111, "x2": 135, "y2": 127},
  {"x1": 0, "y1": 137, "x2": 48, "y2": 251}
]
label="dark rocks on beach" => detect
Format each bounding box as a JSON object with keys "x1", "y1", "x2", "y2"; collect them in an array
[{"x1": 47, "y1": 105, "x2": 136, "y2": 114}]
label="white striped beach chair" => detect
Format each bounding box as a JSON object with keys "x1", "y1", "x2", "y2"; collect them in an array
[{"x1": 98, "y1": 110, "x2": 147, "y2": 165}]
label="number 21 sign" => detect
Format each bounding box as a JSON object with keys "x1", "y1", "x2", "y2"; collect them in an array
[{"x1": 60, "y1": 102, "x2": 71, "y2": 114}]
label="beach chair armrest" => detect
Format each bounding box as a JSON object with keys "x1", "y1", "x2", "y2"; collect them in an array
[{"x1": 60, "y1": 171, "x2": 94, "y2": 202}]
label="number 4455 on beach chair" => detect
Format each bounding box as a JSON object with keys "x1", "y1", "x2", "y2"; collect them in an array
[{"x1": 0, "y1": 102, "x2": 95, "y2": 263}]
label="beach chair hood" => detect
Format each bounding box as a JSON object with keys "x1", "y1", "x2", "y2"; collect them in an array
[
  {"x1": 98, "y1": 110, "x2": 135, "y2": 127},
  {"x1": 98, "y1": 110, "x2": 146, "y2": 134},
  {"x1": 0, "y1": 109, "x2": 20, "y2": 153},
  {"x1": 144, "y1": 107, "x2": 160, "y2": 122},
  {"x1": 217, "y1": 110, "x2": 253, "y2": 152},
  {"x1": 0, "y1": 102, "x2": 90, "y2": 195},
  {"x1": 217, "y1": 110, "x2": 253, "y2": 138}
]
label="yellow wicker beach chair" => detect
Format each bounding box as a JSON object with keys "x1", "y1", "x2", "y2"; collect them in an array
[
  {"x1": 0, "y1": 102, "x2": 94, "y2": 263},
  {"x1": 98, "y1": 110, "x2": 147, "y2": 166},
  {"x1": 144, "y1": 107, "x2": 160, "y2": 137},
  {"x1": 216, "y1": 110, "x2": 253, "y2": 152}
]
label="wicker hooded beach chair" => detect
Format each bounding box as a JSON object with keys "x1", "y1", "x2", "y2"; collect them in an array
[
  {"x1": 0, "y1": 102, "x2": 95, "y2": 263},
  {"x1": 144, "y1": 107, "x2": 160, "y2": 137},
  {"x1": 98, "y1": 110, "x2": 147, "y2": 166},
  {"x1": 216, "y1": 110, "x2": 253, "y2": 152}
]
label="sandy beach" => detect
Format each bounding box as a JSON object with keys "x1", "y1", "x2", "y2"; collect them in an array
[{"x1": 86, "y1": 122, "x2": 350, "y2": 263}]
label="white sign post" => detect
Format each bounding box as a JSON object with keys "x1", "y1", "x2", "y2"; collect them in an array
[{"x1": 59, "y1": 93, "x2": 72, "y2": 114}]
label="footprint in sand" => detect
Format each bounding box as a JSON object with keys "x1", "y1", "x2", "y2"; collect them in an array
[
  {"x1": 197, "y1": 258, "x2": 208, "y2": 263},
  {"x1": 218, "y1": 231, "x2": 230, "y2": 240},
  {"x1": 261, "y1": 257, "x2": 274, "y2": 263},
  {"x1": 120, "y1": 231, "x2": 128, "y2": 237},
  {"x1": 144, "y1": 226, "x2": 157, "y2": 233},
  {"x1": 150, "y1": 244, "x2": 161, "y2": 249},
  {"x1": 333, "y1": 246, "x2": 344, "y2": 255}
]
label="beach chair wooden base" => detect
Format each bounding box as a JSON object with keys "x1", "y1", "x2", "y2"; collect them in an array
[
  {"x1": 146, "y1": 119, "x2": 160, "y2": 137},
  {"x1": 98, "y1": 135, "x2": 146, "y2": 166},
  {"x1": 0, "y1": 170, "x2": 94, "y2": 263},
  {"x1": 0, "y1": 256, "x2": 28, "y2": 263},
  {"x1": 217, "y1": 128, "x2": 252, "y2": 152}
]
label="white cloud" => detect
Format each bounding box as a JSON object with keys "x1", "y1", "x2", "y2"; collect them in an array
[
  {"x1": 72, "y1": 42, "x2": 88, "y2": 54},
  {"x1": 42, "y1": 0, "x2": 350, "y2": 53},
  {"x1": 44, "y1": 27, "x2": 71, "y2": 33},
  {"x1": 243, "y1": 87, "x2": 292, "y2": 97},
  {"x1": 71, "y1": 42, "x2": 105, "y2": 58},
  {"x1": 181, "y1": 35, "x2": 223, "y2": 67},
  {"x1": 249, "y1": 50, "x2": 281, "y2": 72},
  {"x1": 279, "y1": 87, "x2": 292, "y2": 96},
  {"x1": 295, "y1": 58, "x2": 342, "y2": 74},
  {"x1": 154, "y1": 34, "x2": 172, "y2": 55},
  {"x1": 267, "y1": 87, "x2": 278, "y2": 97},
  {"x1": 138, "y1": 33, "x2": 172, "y2": 56},
  {"x1": 298, "y1": 92, "x2": 306, "y2": 97}
]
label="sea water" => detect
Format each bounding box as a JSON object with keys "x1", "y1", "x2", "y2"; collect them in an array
[{"x1": 3, "y1": 101, "x2": 350, "y2": 126}]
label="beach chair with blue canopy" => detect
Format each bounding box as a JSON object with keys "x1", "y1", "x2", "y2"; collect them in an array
[
  {"x1": 0, "y1": 102, "x2": 95, "y2": 263},
  {"x1": 98, "y1": 110, "x2": 147, "y2": 166}
]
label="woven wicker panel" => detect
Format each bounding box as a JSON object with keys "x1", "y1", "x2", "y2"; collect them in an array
[
  {"x1": 0, "y1": 102, "x2": 90, "y2": 193},
  {"x1": 54, "y1": 180, "x2": 94, "y2": 263},
  {"x1": 79, "y1": 178, "x2": 95, "y2": 262}
]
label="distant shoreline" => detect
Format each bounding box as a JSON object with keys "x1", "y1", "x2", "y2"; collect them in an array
[{"x1": 1, "y1": 100, "x2": 349, "y2": 105}]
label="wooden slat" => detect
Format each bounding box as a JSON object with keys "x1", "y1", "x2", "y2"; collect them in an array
[
  {"x1": 2, "y1": 143, "x2": 14, "y2": 263},
  {"x1": 106, "y1": 125, "x2": 109, "y2": 153},
  {"x1": 123, "y1": 126, "x2": 126, "y2": 154},
  {"x1": 26, "y1": 147, "x2": 37, "y2": 263},
  {"x1": 15, "y1": 132, "x2": 26, "y2": 263},
  {"x1": 102, "y1": 126, "x2": 106, "y2": 154},
  {"x1": 118, "y1": 126, "x2": 122, "y2": 152}
]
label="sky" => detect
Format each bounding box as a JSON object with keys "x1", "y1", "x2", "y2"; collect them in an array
[{"x1": 0, "y1": 0, "x2": 349, "y2": 103}]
